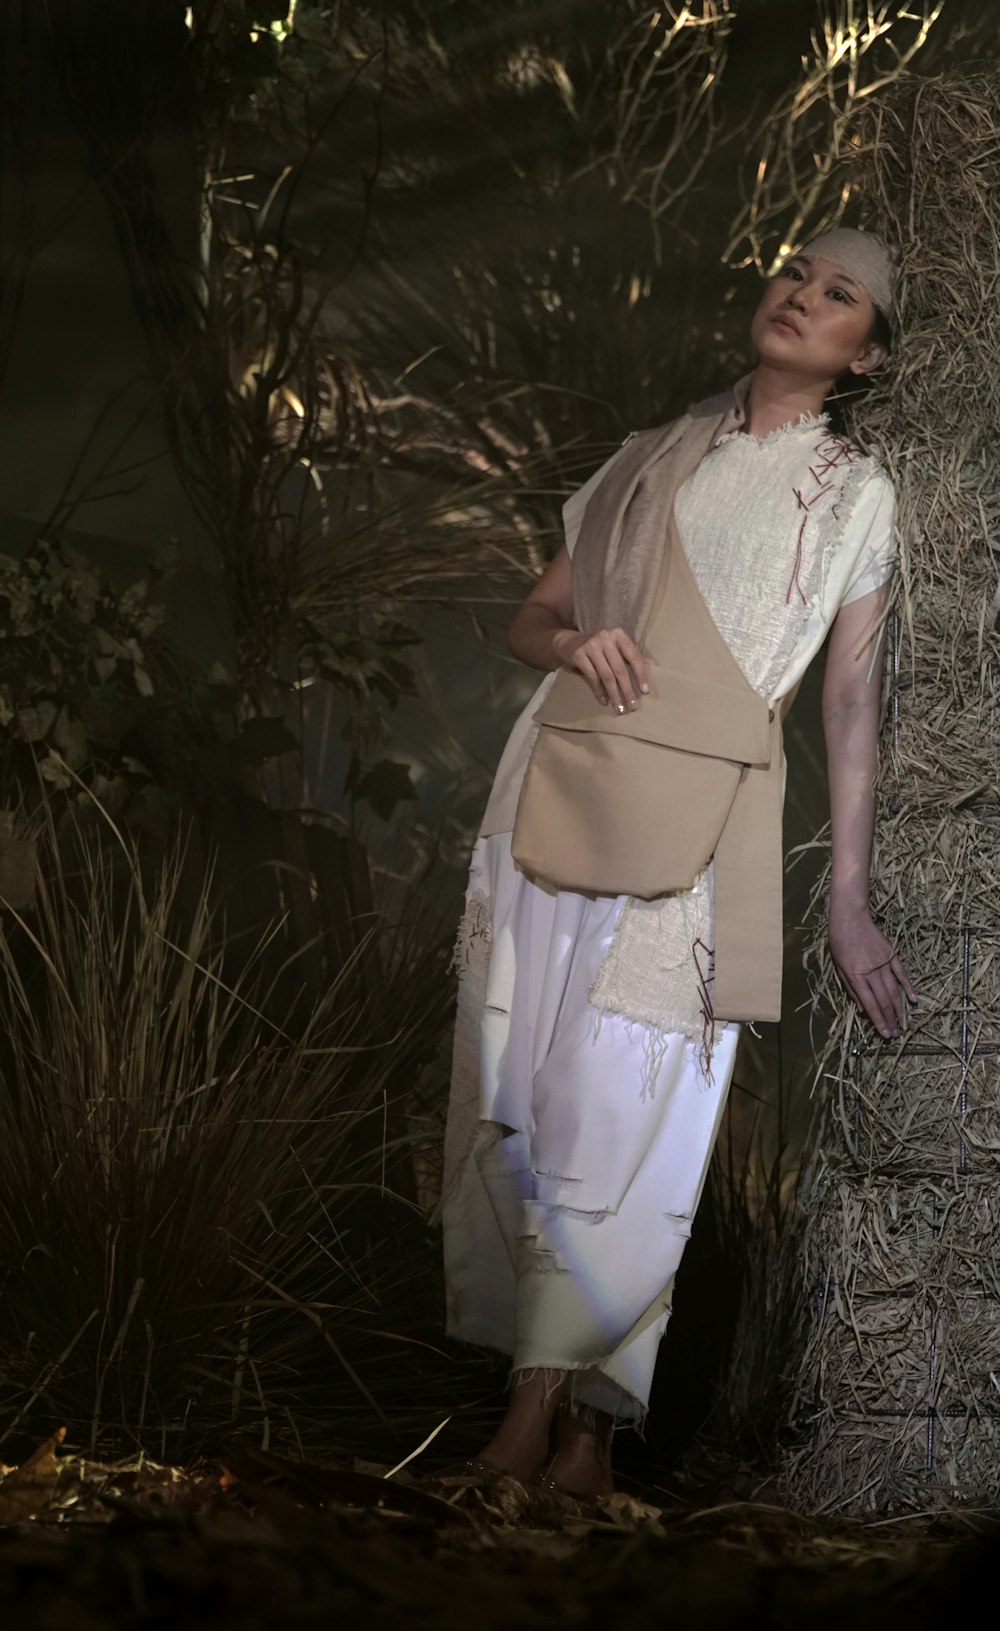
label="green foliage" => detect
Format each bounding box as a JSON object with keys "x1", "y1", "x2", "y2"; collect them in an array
[
  {"x1": 0, "y1": 541, "x2": 166, "y2": 802},
  {"x1": 0, "y1": 540, "x2": 424, "y2": 826},
  {"x1": 351, "y1": 758, "x2": 417, "y2": 822},
  {"x1": 189, "y1": 1, "x2": 341, "y2": 138}
]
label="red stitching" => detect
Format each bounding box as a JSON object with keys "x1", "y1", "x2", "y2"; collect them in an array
[
  {"x1": 786, "y1": 432, "x2": 858, "y2": 603},
  {"x1": 787, "y1": 512, "x2": 809, "y2": 605}
]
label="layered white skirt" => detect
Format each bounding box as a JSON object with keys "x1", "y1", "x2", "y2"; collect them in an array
[{"x1": 441, "y1": 833, "x2": 739, "y2": 1423}]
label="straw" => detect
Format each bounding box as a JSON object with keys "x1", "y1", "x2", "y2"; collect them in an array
[{"x1": 781, "y1": 71, "x2": 1000, "y2": 1514}]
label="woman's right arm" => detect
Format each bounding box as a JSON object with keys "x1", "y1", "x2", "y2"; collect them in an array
[{"x1": 507, "y1": 546, "x2": 649, "y2": 713}]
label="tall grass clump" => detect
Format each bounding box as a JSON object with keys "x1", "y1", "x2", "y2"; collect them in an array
[{"x1": 0, "y1": 809, "x2": 453, "y2": 1462}]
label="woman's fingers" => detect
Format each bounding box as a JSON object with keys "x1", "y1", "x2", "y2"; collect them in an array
[
  {"x1": 885, "y1": 966, "x2": 909, "y2": 1033},
  {"x1": 588, "y1": 630, "x2": 646, "y2": 711},
  {"x1": 851, "y1": 971, "x2": 893, "y2": 1038},
  {"x1": 829, "y1": 911, "x2": 917, "y2": 1040},
  {"x1": 867, "y1": 966, "x2": 904, "y2": 1036},
  {"x1": 843, "y1": 955, "x2": 914, "y2": 1038},
  {"x1": 618, "y1": 631, "x2": 650, "y2": 696},
  {"x1": 603, "y1": 629, "x2": 649, "y2": 707},
  {"x1": 572, "y1": 649, "x2": 609, "y2": 706},
  {"x1": 865, "y1": 949, "x2": 917, "y2": 1034},
  {"x1": 564, "y1": 628, "x2": 650, "y2": 710},
  {"x1": 890, "y1": 953, "x2": 918, "y2": 1004},
  {"x1": 589, "y1": 642, "x2": 630, "y2": 711}
]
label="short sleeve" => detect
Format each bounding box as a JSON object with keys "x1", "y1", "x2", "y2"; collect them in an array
[
  {"x1": 840, "y1": 467, "x2": 897, "y2": 606},
  {"x1": 562, "y1": 440, "x2": 635, "y2": 558}
]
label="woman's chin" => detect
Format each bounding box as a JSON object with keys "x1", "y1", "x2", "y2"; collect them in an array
[
  {"x1": 753, "y1": 320, "x2": 791, "y2": 350},
  {"x1": 752, "y1": 332, "x2": 816, "y2": 371}
]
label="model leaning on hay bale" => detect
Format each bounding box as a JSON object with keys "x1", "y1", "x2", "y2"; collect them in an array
[{"x1": 440, "y1": 229, "x2": 917, "y2": 1499}]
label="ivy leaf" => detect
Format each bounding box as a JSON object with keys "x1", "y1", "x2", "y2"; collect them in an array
[
  {"x1": 120, "y1": 755, "x2": 152, "y2": 778},
  {"x1": 93, "y1": 629, "x2": 129, "y2": 660},
  {"x1": 52, "y1": 710, "x2": 90, "y2": 772},
  {"x1": 15, "y1": 701, "x2": 58, "y2": 742},
  {"x1": 234, "y1": 715, "x2": 299, "y2": 763},
  {"x1": 353, "y1": 758, "x2": 416, "y2": 821},
  {"x1": 370, "y1": 657, "x2": 417, "y2": 704},
  {"x1": 39, "y1": 752, "x2": 73, "y2": 790}
]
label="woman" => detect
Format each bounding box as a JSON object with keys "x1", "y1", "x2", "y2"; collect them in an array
[{"x1": 440, "y1": 229, "x2": 916, "y2": 1499}]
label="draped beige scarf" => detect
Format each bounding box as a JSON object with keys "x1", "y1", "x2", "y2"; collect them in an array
[{"x1": 571, "y1": 378, "x2": 750, "y2": 643}]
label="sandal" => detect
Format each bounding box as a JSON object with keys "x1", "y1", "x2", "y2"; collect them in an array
[{"x1": 530, "y1": 1456, "x2": 609, "y2": 1505}]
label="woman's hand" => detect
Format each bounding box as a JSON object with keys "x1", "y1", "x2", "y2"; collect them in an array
[
  {"x1": 828, "y1": 899, "x2": 916, "y2": 1039},
  {"x1": 506, "y1": 549, "x2": 649, "y2": 706},
  {"x1": 551, "y1": 626, "x2": 650, "y2": 712}
]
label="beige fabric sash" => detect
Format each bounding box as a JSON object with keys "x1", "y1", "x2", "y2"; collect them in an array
[
  {"x1": 511, "y1": 380, "x2": 793, "y2": 1022},
  {"x1": 570, "y1": 380, "x2": 749, "y2": 640}
]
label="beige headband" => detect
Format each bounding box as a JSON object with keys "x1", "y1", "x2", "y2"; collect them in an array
[{"x1": 795, "y1": 228, "x2": 897, "y2": 321}]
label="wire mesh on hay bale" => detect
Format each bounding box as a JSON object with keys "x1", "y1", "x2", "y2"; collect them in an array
[{"x1": 781, "y1": 73, "x2": 1000, "y2": 1514}]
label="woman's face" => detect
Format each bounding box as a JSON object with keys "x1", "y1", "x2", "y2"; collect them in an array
[{"x1": 750, "y1": 255, "x2": 887, "y2": 383}]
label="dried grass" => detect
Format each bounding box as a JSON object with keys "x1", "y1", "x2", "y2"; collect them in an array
[
  {"x1": 0, "y1": 805, "x2": 455, "y2": 1462},
  {"x1": 781, "y1": 71, "x2": 1000, "y2": 1513}
]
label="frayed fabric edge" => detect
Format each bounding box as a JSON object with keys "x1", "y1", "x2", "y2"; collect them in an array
[
  {"x1": 590, "y1": 1001, "x2": 718, "y2": 1096},
  {"x1": 510, "y1": 1361, "x2": 648, "y2": 1432},
  {"x1": 441, "y1": 1338, "x2": 647, "y2": 1429},
  {"x1": 437, "y1": 889, "x2": 495, "y2": 1218},
  {"x1": 451, "y1": 887, "x2": 493, "y2": 974}
]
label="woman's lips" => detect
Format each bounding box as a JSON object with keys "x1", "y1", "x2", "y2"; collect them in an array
[{"x1": 771, "y1": 315, "x2": 800, "y2": 334}]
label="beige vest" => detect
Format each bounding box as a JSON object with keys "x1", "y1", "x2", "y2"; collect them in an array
[{"x1": 510, "y1": 405, "x2": 793, "y2": 1023}]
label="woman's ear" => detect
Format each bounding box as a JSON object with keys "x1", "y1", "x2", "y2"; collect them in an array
[{"x1": 849, "y1": 337, "x2": 890, "y2": 378}]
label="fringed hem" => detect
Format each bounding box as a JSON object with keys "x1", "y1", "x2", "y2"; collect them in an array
[
  {"x1": 438, "y1": 887, "x2": 495, "y2": 1215},
  {"x1": 810, "y1": 433, "x2": 877, "y2": 619},
  {"x1": 451, "y1": 887, "x2": 492, "y2": 973},
  {"x1": 715, "y1": 410, "x2": 829, "y2": 450},
  {"x1": 510, "y1": 1361, "x2": 647, "y2": 1432},
  {"x1": 442, "y1": 1335, "x2": 648, "y2": 1430},
  {"x1": 587, "y1": 869, "x2": 720, "y2": 1081},
  {"x1": 590, "y1": 1002, "x2": 718, "y2": 1097}
]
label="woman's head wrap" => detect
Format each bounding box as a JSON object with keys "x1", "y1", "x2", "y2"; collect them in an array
[{"x1": 794, "y1": 228, "x2": 896, "y2": 321}]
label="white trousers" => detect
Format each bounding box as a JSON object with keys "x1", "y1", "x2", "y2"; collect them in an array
[{"x1": 441, "y1": 834, "x2": 739, "y2": 1422}]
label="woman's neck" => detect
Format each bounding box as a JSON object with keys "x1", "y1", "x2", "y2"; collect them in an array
[{"x1": 742, "y1": 366, "x2": 831, "y2": 438}]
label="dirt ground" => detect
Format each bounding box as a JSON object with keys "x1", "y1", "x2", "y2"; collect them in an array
[{"x1": 0, "y1": 1434, "x2": 994, "y2": 1628}]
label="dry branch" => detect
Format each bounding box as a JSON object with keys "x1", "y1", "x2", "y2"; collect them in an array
[{"x1": 725, "y1": 1, "x2": 944, "y2": 275}]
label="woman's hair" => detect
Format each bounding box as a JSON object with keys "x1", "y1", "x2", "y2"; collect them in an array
[
  {"x1": 870, "y1": 305, "x2": 894, "y2": 353},
  {"x1": 827, "y1": 303, "x2": 893, "y2": 432}
]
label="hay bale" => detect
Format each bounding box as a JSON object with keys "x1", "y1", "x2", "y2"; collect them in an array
[{"x1": 784, "y1": 73, "x2": 1000, "y2": 1513}]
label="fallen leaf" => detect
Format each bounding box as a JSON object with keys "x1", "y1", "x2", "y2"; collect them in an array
[{"x1": 0, "y1": 1427, "x2": 67, "y2": 1524}]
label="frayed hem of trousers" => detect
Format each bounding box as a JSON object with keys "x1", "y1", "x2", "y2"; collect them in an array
[
  {"x1": 509, "y1": 1361, "x2": 647, "y2": 1432},
  {"x1": 443, "y1": 1336, "x2": 648, "y2": 1430}
]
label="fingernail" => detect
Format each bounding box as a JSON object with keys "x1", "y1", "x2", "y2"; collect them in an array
[
  {"x1": 628, "y1": 699, "x2": 638, "y2": 710},
  {"x1": 640, "y1": 684, "x2": 650, "y2": 694},
  {"x1": 616, "y1": 704, "x2": 625, "y2": 715},
  {"x1": 598, "y1": 694, "x2": 608, "y2": 705}
]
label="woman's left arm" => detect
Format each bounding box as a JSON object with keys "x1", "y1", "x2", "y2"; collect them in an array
[{"x1": 823, "y1": 587, "x2": 916, "y2": 1038}]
